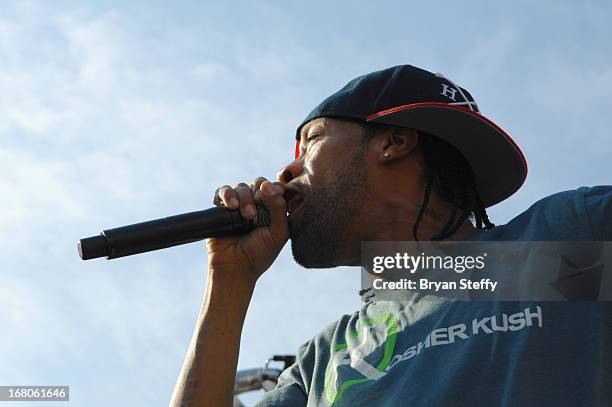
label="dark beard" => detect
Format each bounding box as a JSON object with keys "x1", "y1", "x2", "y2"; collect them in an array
[{"x1": 289, "y1": 151, "x2": 368, "y2": 268}]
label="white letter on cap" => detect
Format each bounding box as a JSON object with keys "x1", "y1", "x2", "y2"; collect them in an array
[{"x1": 440, "y1": 84, "x2": 457, "y2": 101}]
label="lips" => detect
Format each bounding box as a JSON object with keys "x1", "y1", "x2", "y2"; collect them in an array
[{"x1": 284, "y1": 187, "x2": 304, "y2": 217}]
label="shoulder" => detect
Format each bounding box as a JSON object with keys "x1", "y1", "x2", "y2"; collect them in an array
[
  {"x1": 581, "y1": 186, "x2": 612, "y2": 240},
  {"x1": 481, "y1": 186, "x2": 612, "y2": 241}
]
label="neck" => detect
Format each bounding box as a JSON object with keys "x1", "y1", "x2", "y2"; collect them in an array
[
  {"x1": 363, "y1": 188, "x2": 477, "y2": 241},
  {"x1": 331, "y1": 194, "x2": 477, "y2": 267}
]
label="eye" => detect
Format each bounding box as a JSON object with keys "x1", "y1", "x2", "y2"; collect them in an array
[{"x1": 306, "y1": 132, "x2": 321, "y2": 143}]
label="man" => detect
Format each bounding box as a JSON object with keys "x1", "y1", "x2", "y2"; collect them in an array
[{"x1": 171, "y1": 65, "x2": 612, "y2": 406}]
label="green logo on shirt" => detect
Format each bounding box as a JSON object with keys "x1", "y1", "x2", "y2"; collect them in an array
[{"x1": 323, "y1": 313, "x2": 399, "y2": 405}]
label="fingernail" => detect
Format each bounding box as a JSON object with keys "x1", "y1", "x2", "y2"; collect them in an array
[
  {"x1": 263, "y1": 183, "x2": 280, "y2": 196},
  {"x1": 246, "y1": 204, "x2": 256, "y2": 217},
  {"x1": 230, "y1": 198, "x2": 238, "y2": 207}
]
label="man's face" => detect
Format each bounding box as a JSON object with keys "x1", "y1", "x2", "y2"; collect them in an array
[{"x1": 278, "y1": 118, "x2": 370, "y2": 268}]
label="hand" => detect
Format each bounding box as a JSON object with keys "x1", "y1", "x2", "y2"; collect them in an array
[{"x1": 207, "y1": 177, "x2": 288, "y2": 282}]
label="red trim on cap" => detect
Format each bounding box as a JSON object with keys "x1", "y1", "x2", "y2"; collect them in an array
[
  {"x1": 367, "y1": 102, "x2": 528, "y2": 176},
  {"x1": 295, "y1": 140, "x2": 301, "y2": 159}
]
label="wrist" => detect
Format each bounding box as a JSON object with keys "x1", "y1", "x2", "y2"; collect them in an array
[
  {"x1": 201, "y1": 266, "x2": 257, "y2": 320},
  {"x1": 207, "y1": 264, "x2": 258, "y2": 290}
]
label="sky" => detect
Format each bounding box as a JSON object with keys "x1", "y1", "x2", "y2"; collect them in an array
[{"x1": 0, "y1": 1, "x2": 611, "y2": 406}]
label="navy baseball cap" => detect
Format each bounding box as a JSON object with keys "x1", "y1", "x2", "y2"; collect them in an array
[{"x1": 295, "y1": 65, "x2": 527, "y2": 208}]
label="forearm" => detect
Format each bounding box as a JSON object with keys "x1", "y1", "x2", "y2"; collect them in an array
[{"x1": 171, "y1": 267, "x2": 256, "y2": 407}]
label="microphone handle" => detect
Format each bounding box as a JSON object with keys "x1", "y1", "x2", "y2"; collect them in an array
[{"x1": 78, "y1": 205, "x2": 269, "y2": 260}]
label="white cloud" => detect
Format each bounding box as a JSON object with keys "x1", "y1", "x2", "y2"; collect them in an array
[{"x1": 0, "y1": 149, "x2": 83, "y2": 248}]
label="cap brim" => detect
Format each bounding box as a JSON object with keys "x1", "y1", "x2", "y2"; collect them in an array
[{"x1": 367, "y1": 103, "x2": 527, "y2": 208}]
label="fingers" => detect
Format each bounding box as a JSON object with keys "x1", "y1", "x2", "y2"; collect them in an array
[
  {"x1": 235, "y1": 183, "x2": 257, "y2": 220},
  {"x1": 257, "y1": 181, "x2": 288, "y2": 242},
  {"x1": 250, "y1": 177, "x2": 268, "y2": 190},
  {"x1": 215, "y1": 178, "x2": 280, "y2": 222},
  {"x1": 216, "y1": 185, "x2": 239, "y2": 209}
]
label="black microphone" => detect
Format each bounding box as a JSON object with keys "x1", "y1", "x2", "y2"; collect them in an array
[{"x1": 78, "y1": 205, "x2": 271, "y2": 260}]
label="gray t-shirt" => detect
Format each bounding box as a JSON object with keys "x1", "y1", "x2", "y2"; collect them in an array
[{"x1": 255, "y1": 186, "x2": 612, "y2": 406}]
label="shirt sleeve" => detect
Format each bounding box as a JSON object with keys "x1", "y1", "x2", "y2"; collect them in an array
[
  {"x1": 252, "y1": 341, "x2": 311, "y2": 407},
  {"x1": 583, "y1": 185, "x2": 612, "y2": 240},
  {"x1": 253, "y1": 317, "x2": 342, "y2": 406}
]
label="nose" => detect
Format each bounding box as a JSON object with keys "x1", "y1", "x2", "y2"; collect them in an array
[{"x1": 277, "y1": 160, "x2": 302, "y2": 185}]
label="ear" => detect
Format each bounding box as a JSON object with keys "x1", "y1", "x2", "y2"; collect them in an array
[{"x1": 374, "y1": 127, "x2": 419, "y2": 163}]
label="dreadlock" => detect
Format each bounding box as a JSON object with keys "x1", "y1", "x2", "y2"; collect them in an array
[
  {"x1": 361, "y1": 123, "x2": 494, "y2": 241},
  {"x1": 416, "y1": 131, "x2": 494, "y2": 240}
]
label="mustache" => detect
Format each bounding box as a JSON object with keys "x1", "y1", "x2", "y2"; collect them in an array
[{"x1": 283, "y1": 182, "x2": 309, "y2": 201}]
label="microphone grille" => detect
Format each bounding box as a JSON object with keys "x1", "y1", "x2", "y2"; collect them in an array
[{"x1": 254, "y1": 204, "x2": 271, "y2": 227}]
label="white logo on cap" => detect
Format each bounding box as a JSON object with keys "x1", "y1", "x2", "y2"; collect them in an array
[
  {"x1": 440, "y1": 84, "x2": 457, "y2": 101},
  {"x1": 435, "y1": 73, "x2": 480, "y2": 112}
]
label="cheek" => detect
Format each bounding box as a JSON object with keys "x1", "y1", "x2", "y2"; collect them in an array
[
  {"x1": 302, "y1": 137, "x2": 354, "y2": 182},
  {"x1": 304, "y1": 140, "x2": 341, "y2": 174},
  {"x1": 303, "y1": 148, "x2": 328, "y2": 179}
]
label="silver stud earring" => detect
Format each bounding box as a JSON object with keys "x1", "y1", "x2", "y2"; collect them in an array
[{"x1": 383, "y1": 151, "x2": 390, "y2": 158}]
